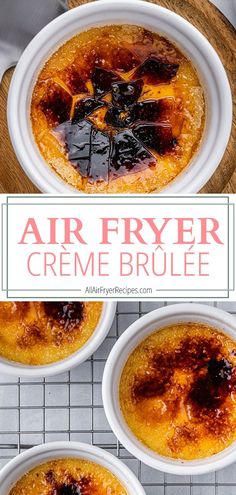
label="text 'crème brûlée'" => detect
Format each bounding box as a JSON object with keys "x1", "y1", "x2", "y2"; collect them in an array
[
  {"x1": 120, "y1": 323, "x2": 236, "y2": 460},
  {"x1": 0, "y1": 302, "x2": 102, "y2": 365},
  {"x1": 9, "y1": 458, "x2": 127, "y2": 495},
  {"x1": 31, "y1": 24, "x2": 205, "y2": 194}
]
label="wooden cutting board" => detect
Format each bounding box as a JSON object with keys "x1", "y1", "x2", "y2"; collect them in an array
[{"x1": 0, "y1": 0, "x2": 235, "y2": 193}]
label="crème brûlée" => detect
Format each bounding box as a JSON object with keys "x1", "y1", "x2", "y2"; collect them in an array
[
  {"x1": 9, "y1": 458, "x2": 127, "y2": 495},
  {"x1": 31, "y1": 24, "x2": 205, "y2": 194},
  {"x1": 120, "y1": 323, "x2": 236, "y2": 460},
  {"x1": 0, "y1": 302, "x2": 102, "y2": 365}
]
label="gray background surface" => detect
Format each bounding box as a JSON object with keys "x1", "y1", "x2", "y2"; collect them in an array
[{"x1": 211, "y1": 0, "x2": 236, "y2": 27}]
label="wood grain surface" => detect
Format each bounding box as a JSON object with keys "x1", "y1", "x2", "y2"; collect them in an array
[{"x1": 0, "y1": 0, "x2": 235, "y2": 193}]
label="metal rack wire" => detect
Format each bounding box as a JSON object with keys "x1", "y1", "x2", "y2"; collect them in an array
[{"x1": 0, "y1": 301, "x2": 236, "y2": 494}]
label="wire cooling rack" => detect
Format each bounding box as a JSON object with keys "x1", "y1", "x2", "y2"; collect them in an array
[{"x1": 0, "y1": 301, "x2": 236, "y2": 494}]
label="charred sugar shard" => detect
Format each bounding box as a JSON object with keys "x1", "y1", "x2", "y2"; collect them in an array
[
  {"x1": 130, "y1": 99, "x2": 169, "y2": 123},
  {"x1": 63, "y1": 65, "x2": 88, "y2": 95},
  {"x1": 40, "y1": 82, "x2": 72, "y2": 126},
  {"x1": 110, "y1": 129, "x2": 156, "y2": 178},
  {"x1": 52, "y1": 120, "x2": 72, "y2": 146},
  {"x1": 55, "y1": 119, "x2": 110, "y2": 182},
  {"x1": 65, "y1": 119, "x2": 93, "y2": 177},
  {"x1": 133, "y1": 56, "x2": 179, "y2": 84},
  {"x1": 105, "y1": 107, "x2": 132, "y2": 128},
  {"x1": 86, "y1": 44, "x2": 139, "y2": 74},
  {"x1": 111, "y1": 46, "x2": 140, "y2": 72},
  {"x1": 89, "y1": 127, "x2": 111, "y2": 182},
  {"x1": 133, "y1": 123, "x2": 176, "y2": 155},
  {"x1": 111, "y1": 79, "x2": 143, "y2": 109},
  {"x1": 91, "y1": 67, "x2": 123, "y2": 97},
  {"x1": 73, "y1": 98, "x2": 106, "y2": 122}
]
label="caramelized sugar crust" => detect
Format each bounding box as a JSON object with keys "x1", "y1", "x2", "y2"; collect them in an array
[
  {"x1": 31, "y1": 25, "x2": 205, "y2": 193},
  {"x1": 9, "y1": 458, "x2": 127, "y2": 495},
  {"x1": 120, "y1": 324, "x2": 236, "y2": 460},
  {"x1": 0, "y1": 302, "x2": 102, "y2": 365}
]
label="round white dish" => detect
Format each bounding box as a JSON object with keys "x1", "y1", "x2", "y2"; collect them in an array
[
  {"x1": 0, "y1": 302, "x2": 116, "y2": 377},
  {"x1": 8, "y1": 0, "x2": 232, "y2": 194},
  {"x1": 0, "y1": 441, "x2": 146, "y2": 494},
  {"x1": 102, "y1": 303, "x2": 236, "y2": 475}
]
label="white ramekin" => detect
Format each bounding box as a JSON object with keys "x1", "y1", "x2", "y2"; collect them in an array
[
  {"x1": 0, "y1": 441, "x2": 145, "y2": 494},
  {"x1": 8, "y1": 0, "x2": 232, "y2": 194},
  {"x1": 102, "y1": 303, "x2": 236, "y2": 475},
  {"x1": 0, "y1": 302, "x2": 116, "y2": 378}
]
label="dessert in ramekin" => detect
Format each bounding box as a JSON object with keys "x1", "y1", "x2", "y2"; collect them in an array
[
  {"x1": 120, "y1": 321, "x2": 236, "y2": 461},
  {"x1": 8, "y1": 0, "x2": 232, "y2": 194},
  {"x1": 103, "y1": 304, "x2": 236, "y2": 474},
  {"x1": 31, "y1": 24, "x2": 205, "y2": 194},
  {"x1": 0, "y1": 442, "x2": 145, "y2": 494},
  {"x1": 0, "y1": 301, "x2": 116, "y2": 377}
]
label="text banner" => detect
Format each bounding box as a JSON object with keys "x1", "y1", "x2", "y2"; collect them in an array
[{"x1": 0, "y1": 195, "x2": 234, "y2": 300}]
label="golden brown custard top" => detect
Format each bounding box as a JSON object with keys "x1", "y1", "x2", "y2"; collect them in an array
[
  {"x1": 120, "y1": 323, "x2": 236, "y2": 460},
  {"x1": 9, "y1": 458, "x2": 127, "y2": 495},
  {"x1": 0, "y1": 302, "x2": 102, "y2": 365},
  {"x1": 31, "y1": 25, "x2": 205, "y2": 194}
]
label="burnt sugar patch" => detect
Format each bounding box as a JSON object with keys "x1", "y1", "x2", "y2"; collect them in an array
[{"x1": 44, "y1": 302, "x2": 84, "y2": 331}]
